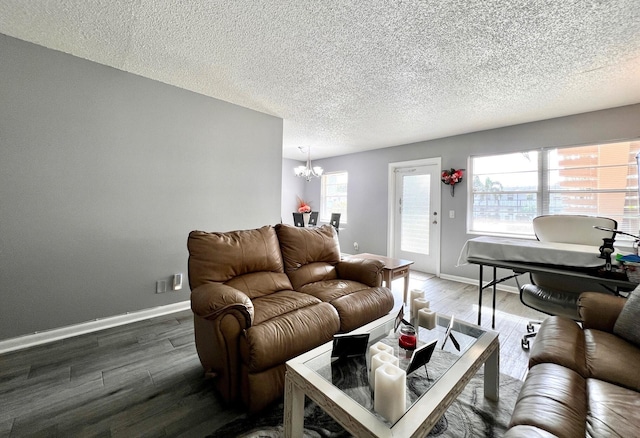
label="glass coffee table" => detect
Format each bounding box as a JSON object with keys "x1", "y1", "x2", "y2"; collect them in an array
[{"x1": 284, "y1": 312, "x2": 499, "y2": 437}]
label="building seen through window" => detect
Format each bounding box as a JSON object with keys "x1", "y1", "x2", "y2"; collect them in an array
[{"x1": 469, "y1": 140, "x2": 640, "y2": 240}]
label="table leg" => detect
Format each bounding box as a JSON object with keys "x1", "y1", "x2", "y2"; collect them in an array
[
  {"x1": 477, "y1": 265, "x2": 483, "y2": 326},
  {"x1": 383, "y1": 270, "x2": 393, "y2": 300},
  {"x1": 492, "y1": 266, "x2": 497, "y2": 330},
  {"x1": 284, "y1": 374, "x2": 305, "y2": 438},
  {"x1": 484, "y1": 344, "x2": 500, "y2": 401},
  {"x1": 403, "y1": 269, "x2": 410, "y2": 305}
]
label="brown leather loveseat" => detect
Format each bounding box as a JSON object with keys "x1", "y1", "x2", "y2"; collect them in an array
[
  {"x1": 188, "y1": 224, "x2": 394, "y2": 412},
  {"x1": 505, "y1": 291, "x2": 640, "y2": 437}
]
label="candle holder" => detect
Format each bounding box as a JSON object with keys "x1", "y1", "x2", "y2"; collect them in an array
[
  {"x1": 370, "y1": 351, "x2": 398, "y2": 389},
  {"x1": 398, "y1": 325, "x2": 417, "y2": 351},
  {"x1": 411, "y1": 297, "x2": 430, "y2": 323},
  {"x1": 418, "y1": 308, "x2": 437, "y2": 330}
]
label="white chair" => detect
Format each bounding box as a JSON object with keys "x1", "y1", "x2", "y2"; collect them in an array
[{"x1": 519, "y1": 215, "x2": 618, "y2": 349}]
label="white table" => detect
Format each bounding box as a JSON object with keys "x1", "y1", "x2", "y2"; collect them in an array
[
  {"x1": 284, "y1": 313, "x2": 499, "y2": 437},
  {"x1": 459, "y1": 236, "x2": 636, "y2": 328}
]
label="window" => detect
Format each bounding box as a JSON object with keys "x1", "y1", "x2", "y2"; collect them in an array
[
  {"x1": 321, "y1": 172, "x2": 348, "y2": 223},
  {"x1": 469, "y1": 140, "x2": 640, "y2": 240}
]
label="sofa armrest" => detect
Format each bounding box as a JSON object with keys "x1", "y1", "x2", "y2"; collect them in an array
[
  {"x1": 336, "y1": 258, "x2": 384, "y2": 287},
  {"x1": 577, "y1": 291, "x2": 626, "y2": 332},
  {"x1": 191, "y1": 282, "x2": 254, "y2": 327}
]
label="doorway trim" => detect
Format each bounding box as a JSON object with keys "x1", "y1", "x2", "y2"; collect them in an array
[{"x1": 387, "y1": 157, "x2": 442, "y2": 276}]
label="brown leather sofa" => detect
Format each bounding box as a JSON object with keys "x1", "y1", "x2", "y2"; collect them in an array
[
  {"x1": 505, "y1": 292, "x2": 640, "y2": 437},
  {"x1": 187, "y1": 224, "x2": 394, "y2": 412}
]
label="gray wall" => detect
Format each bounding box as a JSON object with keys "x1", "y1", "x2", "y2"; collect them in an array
[
  {"x1": 0, "y1": 35, "x2": 283, "y2": 340},
  {"x1": 281, "y1": 158, "x2": 307, "y2": 225},
  {"x1": 308, "y1": 104, "x2": 640, "y2": 279}
]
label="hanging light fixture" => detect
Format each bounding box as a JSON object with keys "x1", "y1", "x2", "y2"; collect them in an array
[{"x1": 294, "y1": 147, "x2": 323, "y2": 181}]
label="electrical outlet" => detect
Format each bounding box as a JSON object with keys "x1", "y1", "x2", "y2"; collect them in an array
[
  {"x1": 353, "y1": 242, "x2": 359, "y2": 251},
  {"x1": 449, "y1": 210, "x2": 455, "y2": 219},
  {"x1": 156, "y1": 280, "x2": 167, "y2": 294}
]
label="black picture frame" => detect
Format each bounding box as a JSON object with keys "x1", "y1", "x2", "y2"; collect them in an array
[
  {"x1": 441, "y1": 315, "x2": 460, "y2": 351},
  {"x1": 394, "y1": 306, "x2": 413, "y2": 332},
  {"x1": 331, "y1": 333, "x2": 370, "y2": 359},
  {"x1": 406, "y1": 339, "x2": 437, "y2": 376},
  {"x1": 394, "y1": 307, "x2": 404, "y2": 332}
]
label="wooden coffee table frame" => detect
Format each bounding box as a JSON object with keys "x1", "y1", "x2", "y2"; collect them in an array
[{"x1": 284, "y1": 313, "x2": 499, "y2": 438}]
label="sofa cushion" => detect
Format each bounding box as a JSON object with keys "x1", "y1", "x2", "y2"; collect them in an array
[
  {"x1": 299, "y1": 280, "x2": 394, "y2": 332},
  {"x1": 587, "y1": 378, "x2": 640, "y2": 437},
  {"x1": 336, "y1": 258, "x2": 384, "y2": 287},
  {"x1": 503, "y1": 425, "x2": 565, "y2": 438},
  {"x1": 578, "y1": 291, "x2": 626, "y2": 332},
  {"x1": 613, "y1": 286, "x2": 640, "y2": 347},
  {"x1": 584, "y1": 328, "x2": 640, "y2": 392},
  {"x1": 251, "y1": 290, "x2": 322, "y2": 325},
  {"x1": 298, "y1": 279, "x2": 369, "y2": 302},
  {"x1": 225, "y1": 271, "x2": 294, "y2": 300},
  {"x1": 508, "y1": 363, "x2": 587, "y2": 438},
  {"x1": 275, "y1": 224, "x2": 341, "y2": 289},
  {"x1": 240, "y1": 302, "x2": 340, "y2": 372},
  {"x1": 188, "y1": 226, "x2": 286, "y2": 289},
  {"x1": 529, "y1": 316, "x2": 587, "y2": 377},
  {"x1": 285, "y1": 261, "x2": 339, "y2": 291},
  {"x1": 331, "y1": 286, "x2": 394, "y2": 333}
]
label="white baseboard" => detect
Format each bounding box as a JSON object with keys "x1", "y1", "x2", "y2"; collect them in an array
[
  {"x1": 0, "y1": 274, "x2": 516, "y2": 355},
  {"x1": 439, "y1": 273, "x2": 519, "y2": 294},
  {"x1": 0, "y1": 301, "x2": 191, "y2": 354}
]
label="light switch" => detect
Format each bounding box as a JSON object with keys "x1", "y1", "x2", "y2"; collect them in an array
[{"x1": 173, "y1": 273, "x2": 183, "y2": 291}]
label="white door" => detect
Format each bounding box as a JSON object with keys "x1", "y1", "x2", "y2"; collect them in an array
[{"x1": 390, "y1": 161, "x2": 441, "y2": 274}]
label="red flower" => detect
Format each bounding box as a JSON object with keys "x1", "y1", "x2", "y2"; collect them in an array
[
  {"x1": 296, "y1": 196, "x2": 311, "y2": 213},
  {"x1": 441, "y1": 168, "x2": 464, "y2": 186}
]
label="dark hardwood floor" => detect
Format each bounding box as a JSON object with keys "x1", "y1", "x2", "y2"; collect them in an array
[{"x1": 0, "y1": 275, "x2": 545, "y2": 437}]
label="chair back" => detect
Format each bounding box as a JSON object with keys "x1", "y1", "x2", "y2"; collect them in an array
[
  {"x1": 531, "y1": 215, "x2": 617, "y2": 293},
  {"x1": 308, "y1": 211, "x2": 319, "y2": 226},
  {"x1": 292, "y1": 212, "x2": 304, "y2": 227},
  {"x1": 533, "y1": 215, "x2": 617, "y2": 246},
  {"x1": 330, "y1": 213, "x2": 341, "y2": 229}
]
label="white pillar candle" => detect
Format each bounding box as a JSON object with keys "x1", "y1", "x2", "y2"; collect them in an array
[
  {"x1": 369, "y1": 351, "x2": 398, "y2": 389},
  {"x1": 369, "y1": 341, "x2": 394, "y2": 360},
  {"x1": 418, "y1": 308, "x2": 437, "y2": 330},
  {"x1": 374, "y1": 363, "x2": 407, "y2": 423},
  {"x1": 410, "y1": 289, "x2": 424, "y2": 303},
  {"x1": 412, "y1": 297, "x2": 430, "y2": 322}
]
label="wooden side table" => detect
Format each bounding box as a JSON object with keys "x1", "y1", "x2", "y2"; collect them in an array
[{"x1": 349, "y1": 253, "x2": 414, "y2": 304}]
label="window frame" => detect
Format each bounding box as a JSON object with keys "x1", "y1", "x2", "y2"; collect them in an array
[
  {"x1": 320, "y1": 171, "x2": 348, "y2": 224},
  {"x1": 467, "y1": 139, "x2": 640, "y2": 242}
]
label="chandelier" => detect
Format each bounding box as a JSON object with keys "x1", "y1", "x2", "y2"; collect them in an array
[{"x1": 294, "y1": 147, "x2": 323, "y2": 181}]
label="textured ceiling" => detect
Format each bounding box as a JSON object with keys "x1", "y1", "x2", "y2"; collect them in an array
[{"x1": 1, "y1": 1, "x2": 639, "y2": 160}]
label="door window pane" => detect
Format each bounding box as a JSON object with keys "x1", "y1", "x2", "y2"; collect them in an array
[{"x1": 401, "y1": 174, "x2": 430, "y2": 254}]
